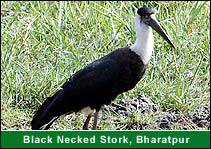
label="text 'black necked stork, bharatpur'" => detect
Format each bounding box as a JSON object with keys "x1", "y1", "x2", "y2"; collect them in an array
[{"x1": 31, "y1": 6, "x2": 175, "y2": 130}]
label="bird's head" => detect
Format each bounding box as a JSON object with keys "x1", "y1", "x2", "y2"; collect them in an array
[{"x1": 135, "y1": 7, "x2": 175, "y2": 49}]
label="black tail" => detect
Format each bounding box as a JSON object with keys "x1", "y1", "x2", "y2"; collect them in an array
[{"x1": 31, "y1": 89, "x2": 66, "y2": 130}]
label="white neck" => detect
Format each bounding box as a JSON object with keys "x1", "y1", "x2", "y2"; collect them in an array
[{"x1": 130, "y1": 15, "x2": 154, "y2": 65}]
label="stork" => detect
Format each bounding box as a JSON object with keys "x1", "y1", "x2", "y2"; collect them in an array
[{"x1": 31, "y1": 7, "x2": 175, "y2": 130}]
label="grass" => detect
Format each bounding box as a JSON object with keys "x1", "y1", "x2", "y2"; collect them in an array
[{"x1": 1, "y1": 1, "x2": 210, "y2": 130}]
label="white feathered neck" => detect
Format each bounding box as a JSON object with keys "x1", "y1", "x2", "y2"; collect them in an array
[{"x1": 130, "y1": 15, "x2": 154, "y2": 65}]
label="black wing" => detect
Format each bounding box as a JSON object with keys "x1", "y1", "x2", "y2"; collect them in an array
[
  {"x1": 61, "y1": 54, "x2": 120, "y2": 110},
  {"x1": 31, "y1": 53, "x2": 120, "y2": 129}
]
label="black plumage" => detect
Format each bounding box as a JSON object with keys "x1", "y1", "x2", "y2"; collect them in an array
[
  {"x1": 31, "y1": 7, "x2": 175, "y2": 130},
  {"x1": 31, "y1": 48, "x2": 146, "y2": 130},
  {"x1": 137, "y1": 6, "x2": 154, "y2": 16}
]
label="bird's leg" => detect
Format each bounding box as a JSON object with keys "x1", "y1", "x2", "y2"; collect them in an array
[
  {"x1": 92, "y1": 111, "x2": 99, "y2": 130},
  {"x1": 83, "y1": 114, "x2": 92, "y2": 130}
]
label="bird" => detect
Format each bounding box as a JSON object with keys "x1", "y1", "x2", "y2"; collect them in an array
[{"x1": 31, "y1": 6, "x2": 175, "y2": 130}]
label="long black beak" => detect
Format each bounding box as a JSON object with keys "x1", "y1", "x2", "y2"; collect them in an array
[{"x1": 148, "y1": 15, "x2": 176, "y2": 49}]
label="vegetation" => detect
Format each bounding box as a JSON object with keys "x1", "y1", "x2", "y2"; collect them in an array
[{"x1": 1, "y1": 1, "x2": 210, "y2": 130}]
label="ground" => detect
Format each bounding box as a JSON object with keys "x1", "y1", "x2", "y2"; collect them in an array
[
  {"x1": 102, "y1": 94, "x2": 210, "y2": 130},
  {"x1": 1, "y1": 94, "x2": 210, "y2": 130}
]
